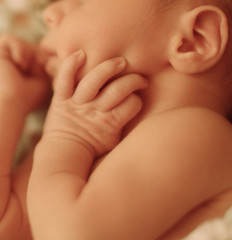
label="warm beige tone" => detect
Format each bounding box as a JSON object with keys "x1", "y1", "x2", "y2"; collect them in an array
[{"x1": 0, "y1": 0, "x2": 232, "y2": 239}]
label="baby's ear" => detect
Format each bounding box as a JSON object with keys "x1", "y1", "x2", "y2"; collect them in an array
[{"x1": 168, "y1": 6, "x2": 228, "y2": 74}]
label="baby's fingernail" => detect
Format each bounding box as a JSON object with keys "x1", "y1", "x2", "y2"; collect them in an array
[
  {"x1": 74, "y1": 50, "x2": 85, "y2": 60},
  {"x1": 115, "y1": 57, "x2": 126, "y2": 70}
]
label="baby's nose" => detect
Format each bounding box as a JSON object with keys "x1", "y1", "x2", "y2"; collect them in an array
[{"x1": 42, "y1": 2, "x2": 64, "y2": 27}]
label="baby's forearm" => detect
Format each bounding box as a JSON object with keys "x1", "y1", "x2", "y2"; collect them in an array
[
  {"x1": 28, "y1": 138, "x2": 94, "y2": 239},
  {"x1": 0, "y1": 101, "x2": 26, "y2": 175},
  {"x1": 0, "y1": 101, "x2": 25, "y2": 218},
  {"x1": 28, "y1": 54, "x2": 147, "y2": 239},
  {"x1": 29, "y1": 137, "x2": 93, "y2": 201}
]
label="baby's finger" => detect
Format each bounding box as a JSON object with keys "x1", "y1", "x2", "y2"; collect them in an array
[
  {"x1": 95, "y1": 74, "x2": 147, "y2": 111},
  {"x1": 0, "y1": 35, "x2": 33, "y2": 71},
  {"x1": 73, "y1": 57, "x2": 126, "y2": 104},
  {"x1": 111, "y1": 94, "x2": 142, "y2": 128},
  {"x1": 53, "y1": 50, "x2": 85, "y2": 101}
]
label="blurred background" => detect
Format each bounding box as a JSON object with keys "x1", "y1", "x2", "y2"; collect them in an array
[{"x1": 0, "y1": 0, "x2": 52, "y2": 42}]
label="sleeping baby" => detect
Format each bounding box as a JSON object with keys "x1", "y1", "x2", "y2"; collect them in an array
[{"x1": 1, "y1": 0, "x2": 232, "y2": 239}]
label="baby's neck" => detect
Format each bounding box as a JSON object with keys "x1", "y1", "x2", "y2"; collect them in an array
[
  {"x1": 144, "y1": 69, "x2": 228, "y2": 115},
  {"x1": 123, "y1": 69, "x2": 229, "y2": 136}
]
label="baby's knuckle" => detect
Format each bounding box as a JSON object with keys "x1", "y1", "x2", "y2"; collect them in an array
[
  {"x1": 109, "y1": 84, "x2": 123, "y2": 97},
  {"x1": 93, "y1": 100, "x2": 104, "y2": 111},
  {"x1": 108, "y1": 111, "x2": 122, "y2": 128},
  {"x1": 99, "y1": 61, "x2": 115, "y2": 74},
  {"x1": 79, "y1": 78, "x2": 96, "y2": 93}
]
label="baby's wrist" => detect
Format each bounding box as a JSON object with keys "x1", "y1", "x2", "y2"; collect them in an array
[
  {"x1": 34, "y1": 137, "x2": 94, "y2": 179},
  {"x1": 41, "y1": 132, "x2": 96, "y2": 158}
]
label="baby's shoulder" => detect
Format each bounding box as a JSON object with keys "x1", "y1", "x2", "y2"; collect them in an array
[
  {"x1": 139, "y1": 107, "x2": 232, "y2": 139},
  {"x1": 123, "y1": 107, "x2": 232, "y2": 189},
  {"x1": 157, "y1": 106, "x2": 230, "y2": 124},
  {"x1": 127, "y1": 107, "x2": 232, "y2": 166}
]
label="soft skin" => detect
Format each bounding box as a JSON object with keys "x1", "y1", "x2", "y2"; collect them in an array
[
  {"x1": 28, "y1": 0, "x2": 232, "y2": 239},
  {"x1": 0, "y1": 35, "x2": 147, "y2": 239},
  {"x1": 2, "y1": 0, "x2": 232, "y2": 239},
  {"x1": 40, "y1": 0, "x2": 169, "y2": 78}
]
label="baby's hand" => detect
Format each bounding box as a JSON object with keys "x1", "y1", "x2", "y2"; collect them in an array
[
  {"x1": 0, "y1": 34, "x2": 50, "y2": 114},
  {"x1": 43, "y1": 51, "x2": 147, "y2": 156}
]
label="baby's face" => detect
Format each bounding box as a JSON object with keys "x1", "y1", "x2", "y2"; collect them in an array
[{"x1": 40, "y1": 0, "x2": 166, "y2": 77}]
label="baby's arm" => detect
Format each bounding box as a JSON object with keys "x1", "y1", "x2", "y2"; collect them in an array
[
  {"x1": 28, "y1": 51, "x2": 147, "y2": 239},
  {"x1": 28, "y1": 52, "x2": 232, "y2": 240},
  {"x1": 0, "y1": 35, "x2": 49, "y2": 239}
]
